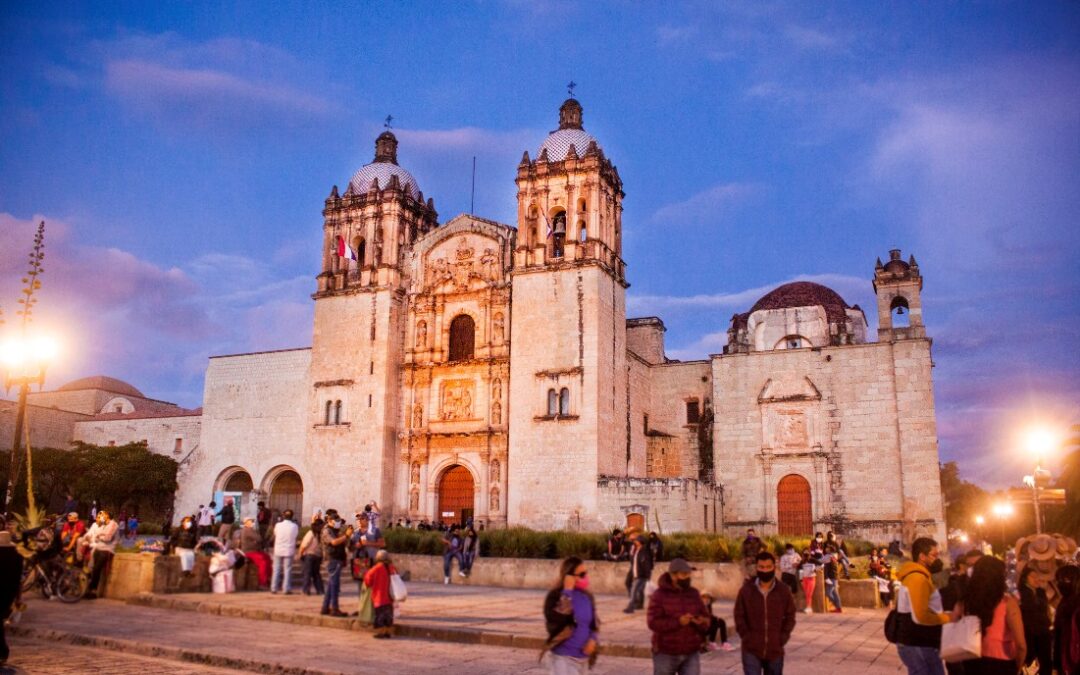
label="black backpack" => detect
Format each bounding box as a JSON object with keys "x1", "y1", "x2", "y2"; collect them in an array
[{"x1": 884, "y1": 609, "x2": 900, "y2": 644}]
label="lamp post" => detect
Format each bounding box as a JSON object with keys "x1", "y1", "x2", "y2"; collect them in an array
[
  {"x1": 1023, "y1": 427, "x2": 1058, "y2": 535},
  {"x1": 974, "y1": 514, "x2": 985, "y2": 543},
  {"x1": 2, "y1": 333, "x2": 57, "y2": 514},
  {"x1": 991, "y1": 501, "x2": 1014, "y2": 551}
]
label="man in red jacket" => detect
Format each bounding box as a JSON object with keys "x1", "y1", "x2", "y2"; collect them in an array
[
  {"x1": 734, "y1": 551, "x2": 797, "y2": 675},
  {"x1": 646, "y1": 558, "x2": 710, "y2": 674}
]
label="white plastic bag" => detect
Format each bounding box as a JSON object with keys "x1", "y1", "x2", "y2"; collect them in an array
[
  {"x1": 390, "y1": 572, "x2": 407, "y2": 602},
  {"x1": 940, "y1": 615, "x2": 981, "y2": 663}
]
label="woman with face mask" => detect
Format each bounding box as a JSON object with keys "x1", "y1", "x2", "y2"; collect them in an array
[
  {"x1": 542, "y1": 556, "x2": 600, "y2": 674},
  {"x1": 170, "y1": 516, "x2": 199, "y2": 576}
]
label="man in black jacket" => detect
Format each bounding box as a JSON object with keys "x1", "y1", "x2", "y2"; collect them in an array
[
  {"x1": 0, "y1": 530, "x2": 23, "y2": 664},
  {"x1": 623, "y1": 535, "x2": 654, "y2": 614}
]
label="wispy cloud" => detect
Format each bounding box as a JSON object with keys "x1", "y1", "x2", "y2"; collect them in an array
[
  {"x1": 395, "y1": 127, "x2": 537, "y2": 154},
  {"x1": 628, "y1": 272, "x2": 867, "y2": 315},
  {"x1": 651, "y1": 182, "x2": 762, "y2": 225}
]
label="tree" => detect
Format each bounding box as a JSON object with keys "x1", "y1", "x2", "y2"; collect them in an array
[{"x1": 940, "y1": 461, "x2": 989, "y2": 532}]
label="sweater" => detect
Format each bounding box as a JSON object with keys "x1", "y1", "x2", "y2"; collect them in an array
[
  {"x1": 895, "y1": 561, "x2": 949, "y2": 648},
  {"x1": 734, "y1": 577, "x2": 797, "y2": 660},
  {"x1": 646, "y1": 572, "x2": 709, "y2": 655}
]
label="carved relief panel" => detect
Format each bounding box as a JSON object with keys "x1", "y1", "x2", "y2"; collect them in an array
[{"x1": 440, "y1": 379, "x2": 476, "y2": 421}]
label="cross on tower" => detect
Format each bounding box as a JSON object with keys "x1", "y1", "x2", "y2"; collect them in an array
[
  {"x1": 567, "y1": 81, "x2": 576, "y2": 98},
  {"x1": 384, "y1": 115, "x2": 393, "y2": 130}
]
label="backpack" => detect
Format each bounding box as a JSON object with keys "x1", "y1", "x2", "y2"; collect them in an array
[{"x1": 884, "y1": 609, "x2": 900, "y2": 644}]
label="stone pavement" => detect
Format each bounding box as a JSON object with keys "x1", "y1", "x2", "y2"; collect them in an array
[
  {"x1": 2, "y1": 635, "x2": 239, "y2": 675},
  {"x1": 12, "y1": 580, "x2": 906, "y2": 674}
]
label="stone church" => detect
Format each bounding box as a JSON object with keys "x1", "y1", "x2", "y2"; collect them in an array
[{"x1": 19, "y1": 98, "x2": 946, "y2": 542}]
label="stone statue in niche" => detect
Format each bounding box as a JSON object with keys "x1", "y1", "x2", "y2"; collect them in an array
[
  {"x1": 440, "y1": 380, "x2": 475, "y2": 420},
  {"x1": 415, "y1": 320, "x2": 427, "y2": 349},
  {"x1": 411, "y1": 462, "x2": 420, "y2": 485},
  {"x1": 409, "y1": 489, "x2": 419, "y2": 511},
  {"x1": 492, "y1": 313, "x2": 505, "y2": 344},
  {"x1": 490, "y1": 486, "x2": 500, "y2": 512},
  {"x1": 413, "y1": 403, "x2": 423, "y2": 428},
  {"x1": 491, "y1": 401, "x2": 502, "y2": 425},
  {"x1": 480, "y1": 248, "x2": 497, "y2": 279},
  {"x1": 492, "y1": 378, "x2": 501, "y2": 402},
  {"x1": 490, "y1": 459, "x2": 500, "y2": 482}
]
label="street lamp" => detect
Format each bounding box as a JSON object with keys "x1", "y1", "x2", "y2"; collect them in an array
[
  {"x1": 1023, "y1": 426, "x2": 1059, "y2": 534},
  {"x1": 2, "y1": 332, "x2": 59, "y2": 514},
  {"x1": 991, "y1": 501, "x2": 1014, "y2": 550}
]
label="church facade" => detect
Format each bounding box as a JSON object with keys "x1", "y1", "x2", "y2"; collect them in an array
[{"x1": 38, "y1": 98, "x2": 945, "y2": 542}]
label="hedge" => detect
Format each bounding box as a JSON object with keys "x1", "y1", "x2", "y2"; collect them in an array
[{"x1": 384, "y1": 527, "x2": 877, "y2": 563}]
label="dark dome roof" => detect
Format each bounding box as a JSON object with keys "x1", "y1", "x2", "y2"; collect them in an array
[
  {"x1": 748, "y1": 281, "x2": 851, "y2": 324},
  {"x1": 57, "y1": 376, "x2": 144, "y2": 398}
]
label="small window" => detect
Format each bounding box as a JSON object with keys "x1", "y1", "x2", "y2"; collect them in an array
[
  {"x1": 114, "y1": 404, "x2": 123, "y2": 413},
  {"x1": 334, "y1": 400, "x2": 343, "y2": 424},
  {"x1": 559, "y1": 388, "x2": 570, "y2": 416},
  {"x1": 325, "y1": 400, "x2": 333, "y2": 425},
  {"x1": 686, "y1": 400, "x2": 700, "y2": 424},
  {"x1": 578, "y1": 221, "x2": 587, "y2": 242},
  {"x1": 174, "y1": 438, "x2": 183, "y2": 452},
  {"x1": 786, "y1": 337, "x2": 802, "y2": 349},
  {"x1": 547, "y1": 389, "x2": 558, "y2": 416}
]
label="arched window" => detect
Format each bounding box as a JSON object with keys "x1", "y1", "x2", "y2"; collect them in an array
[
  {"x1": 891, "y1": 296, "x2": 911, "y2": 328},
  {"x1": 578, "y1": 221, "x2": 587, "y2": 242},
  {"x1": 324, "y1": 400, "x2": 333, "y2": 425},
  {"x1": 448, "y1": 314, "x2": 475, "y2": 362},
  {"x1": 551, "y1": 211, "x2": 566, "y2": 258},
  {"x1": 775, "y1": 335, "x2": 811, "y2": 350},
  {"x1": 334, "y1": 400, "x2": 343, "y2": 425},
  {"x1": 559, "y1": 388, "x2": 570, "y2": 416},
  {"x1": 547, "y1": 389, "x2": 558, "y2": 416},
  {"x1": 353, "y1": 236, "x2": 366, "y2": 265}
]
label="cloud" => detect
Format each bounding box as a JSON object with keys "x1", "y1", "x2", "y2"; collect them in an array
[
  {"x1": 395, "y1": 127, "x2": 537, "y2": 155},
  {"x1": 782, "y1": 23, "x2": 840, "y2": 50},
  {"x1": 650, "y1": 182, "x2": 761, "y2": 225},
  {"x1": 656, "y1": 24, "x2": 697, "y2": 46}
]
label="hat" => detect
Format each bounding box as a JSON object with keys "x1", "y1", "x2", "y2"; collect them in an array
[
  {"x1": 668, "y1": 558, "x2": 697, "y2": 574},
  {"x1": 68, "y1": 512, "x2": 79, "y2": 519},
  {"x1": 0, "y1": 531, "x2": 11, "y2": 547},
  {"x1": 1027, "y1": 535, "x2": 1057, "y2": 561}
]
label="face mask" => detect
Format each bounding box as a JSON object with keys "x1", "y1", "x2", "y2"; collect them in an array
[
  {"x1": 676, "y1": 578, "x2": 692, "y2": 590},
  {"x1": 757, "y1": 570, "x2": 776, "y2": 583},
  {"x1": 574, "y1": 577, "x2": 590, "y2": 591},
  {"x1": 966, "y1": 566, "x2": 974, "y2": 578},
  {"x1": 927, "y1": 559, "x2": 944, "y2": 574}
]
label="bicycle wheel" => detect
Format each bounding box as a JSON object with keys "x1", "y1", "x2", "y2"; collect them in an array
[
  {"x1": 56, "y1": 566, "x2": 89, "y2": 603},
  {"x1": 20, "y1": 565, "x2": 37, "y2": 594}
]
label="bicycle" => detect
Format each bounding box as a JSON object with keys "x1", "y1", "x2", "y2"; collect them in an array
[{"x1": 20, "y1": 554, "x2": 89, "y2": 603}]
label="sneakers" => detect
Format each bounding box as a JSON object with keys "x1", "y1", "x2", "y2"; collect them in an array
[
  {"x1": 803, "y1": 606, "x2": 813, "y2": 614},
  {"x1": 720, "y1": 642, "x2": 735, "y2": 652},
  {"x1": 444, "y1": 576, "x2": 450, "y2": 585},
  {"x1": 705, "y1": 642, "x2": 719, "y2": 652},
  {"x1": 458, "y1": 571, "x2": 467, "y2": 577},
  {"x1": 622, "y1": 608, "x2": 634, "y2": 614}
]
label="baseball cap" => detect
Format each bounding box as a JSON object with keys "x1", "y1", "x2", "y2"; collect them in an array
[{"x1": 668, "y1": 558, "x2": 697, "y2": 574}]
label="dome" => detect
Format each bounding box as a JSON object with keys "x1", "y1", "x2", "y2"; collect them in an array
[
  {"x1": 348, "y1": 162, "x2": 420, "y2": 198},
  {"x1": 57, "y1": 375, "x2": 145, "y2": 398},
  {"x1": 748, "y1": 281, "x2": 851, "y2": 324},
  {"x1": 538, "y1": 128, "x2": 599, "y2": 160}
]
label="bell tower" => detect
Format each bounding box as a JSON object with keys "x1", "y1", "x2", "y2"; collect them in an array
[
  {"x1": 874, "y1": 248, "x2": 926, "y2": 341},
  {"x1": 507, "y1": 97, "x2": 629, "y2": 530}
]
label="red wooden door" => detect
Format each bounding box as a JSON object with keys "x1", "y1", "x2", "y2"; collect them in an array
[
  {"x1": 438, "y1": 465, "x2": 475, "y2": 525},
  {"x1": 269, "y1": 470, "x2": 303, "y2": 518},
  {"x1": 777, "y1": 474, "x2": 812, "y2": 535}
]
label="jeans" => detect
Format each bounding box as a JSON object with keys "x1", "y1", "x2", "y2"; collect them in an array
[
  {"x1": 824, "y1": 579, "x2": 842, "y2": 610},
  {"x1": 443, "y1": 551, "x2": 463, "y2": 577},
  {"x1": 271, "y1": 554, "x2": 294, "y2": 592},
  {"x1": 626, "y1": 577, "x2": 648, "y2": 610},
  {"x1": 301, "y1": 554, "x2": 323, "y2": 594},
  {"x1": 653, "y1": 651, "x2": 700, "y2": 675},
  {"x1": 706, "y1": 616, "x2": 728, "y2": 644},
  {"x1": 462, "y1": 551, "x2": 476, "y2": 574},
  {"x1": 323, "y1": 559, "x2": 343, "y2": 611},
  {"x1": 897, "y1": 644, "x2": 945, "y2": 675},
  {"x1": 88, "y1": 550, "x2": 113, "y2": 593},
  {"x1": 741, "y1": 651, "x2": 783, "y2": 675}
]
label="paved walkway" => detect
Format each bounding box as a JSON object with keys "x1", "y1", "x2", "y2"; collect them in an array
[
  {"x1": 13, "y1": 580, "x2": 905, "y2": 673},
  {"x1": 2, "y1": 635, "x2": 239, "y2": 675}
]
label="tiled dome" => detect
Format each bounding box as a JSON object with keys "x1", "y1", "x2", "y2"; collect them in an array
[
  {"x1": 749, "y1": 282, "x2": 851, "y2": 324},
  {"x1": 538, "y1": 128, "x2": 599, "y2": 160},
  {"x1": 348, "y1": 162, "x2": 420, "y2": 198},
  {"x1": 58, "y1": 375, "x2": 145, "y2": 398}
]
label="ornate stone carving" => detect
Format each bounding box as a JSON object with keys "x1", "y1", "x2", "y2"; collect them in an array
[
  {"x1": 491, "y1": 401, "x2": 502, "y2": 425},
  {"x1": 440, "y1": 380, "x2": 475, "y2": 420},
  {"x1": 480, "y1": 248, "x2": 497, "y2": 279},
  {"x1": 413, "y1": 403, "x2": 423, "y2": 428},
  {"x1": 490, "y1": 485, "x2": 500, "y2": 512},
  {"x1": 409, "y1": 489, "x2": 419, "y2": 511},
  {"x1": 492, "y1": 313, "x2": 505, "y2": 344},
  {"x1": 777, "y1": 411, "x2": 808, "y2": 448},
  {"x1": 411, "y1": 462, "x2": 421, "y2": 485},
  {"x1": 492, "y1": 378, "x2": 501, "y2": 402},
  {"x1": 415, "y1": 320, "x2": 427, "y2": 348},
  {"x1": 490, "y1": 459, "x2": 500, "y2": 482}
]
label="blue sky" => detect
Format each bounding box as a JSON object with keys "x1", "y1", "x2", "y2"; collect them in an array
[{"x1": 1, "y1": 2, "x2": 1077, "y2": 487}]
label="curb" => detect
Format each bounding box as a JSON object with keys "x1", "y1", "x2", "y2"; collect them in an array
[
  {"x1": 126, "y1": 592, "x2": 654, "y2": 659},
  {"x1": 8, "y1": 624, "x2": 349, "y2": 675}
]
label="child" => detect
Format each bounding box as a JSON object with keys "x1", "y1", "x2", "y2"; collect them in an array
[
  {"x1": 700, "y1": 592, "x2": 734, "y2": 652},
  {"x1": 363, "y1": 550, "x2": 396, "y2": 638},
  {"x1": 798, "y1": 550, "x2": 819, "y2": 614}
]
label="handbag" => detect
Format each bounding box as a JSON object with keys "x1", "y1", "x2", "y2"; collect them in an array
[
  {"x1": 390, "y1": 573, "x2": 408, "y2": 602},
  {"x1": 357, "y1": 585, "x2": 375, "y2": 624},
  {"x1": 940, "y1": 615, "x2": 981, "y2": 663},
  {"x1": 883, "y1": 609, "x2": 900, "y2": 644}
]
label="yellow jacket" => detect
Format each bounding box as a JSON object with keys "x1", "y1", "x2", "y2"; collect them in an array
[{"x1": 897, "y1": 561, "x2": 950, "y2": 626}]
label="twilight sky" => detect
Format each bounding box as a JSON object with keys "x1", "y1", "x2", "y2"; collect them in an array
[{"x1": 1, "y1": 2, "x2": 1077, "y2": 487}]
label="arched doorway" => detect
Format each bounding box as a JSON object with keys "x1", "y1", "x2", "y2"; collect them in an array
[
  {"x1": 437, "y1": 465, "x2": 474, "y2": 526},
  {"x1": 626, "y1": 513, "x2": 645, "y2": 531},
  {"x1": 777, "y1": 474, "x2": 812, "y2": 535},
  {"x1": 268, "y1": 469, "x2": 303, "y2": 519},
  {"x1": 216, "y1": 468, "x2": 254, "y2": 522}
]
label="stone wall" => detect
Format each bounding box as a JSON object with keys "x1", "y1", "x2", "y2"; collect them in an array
[
  {"x1": 0, "y1": 400, "x2": 88, "y2": 450},
  {"x1": 72, "y1": 413, "x2": 202, "y2": 460},
  {"x1": 597, "y1": 476, "x2": 721, "y2": 533}
]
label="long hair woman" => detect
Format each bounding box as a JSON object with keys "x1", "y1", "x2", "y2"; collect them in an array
[
  {"x1": 541, "y1": 556, "x2": 600, "y2": 674},
  {"x1": 1018, "y1": 565, "x2": 1051, "y2": 674},
  {"x1": 957, "y1": 556, "x2": 1026, "y2": 675}
]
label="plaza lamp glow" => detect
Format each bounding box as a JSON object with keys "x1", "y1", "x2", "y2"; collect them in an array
[
  {"x1": 1021, "y1": 424, "x2": 1061, "y2": 534},
  {"x1": 991, "y1": 501, "x2": 1013, "y2": 549},
  {"x1": 2, "y1": 332, "x2": 60, "y2": 513}
]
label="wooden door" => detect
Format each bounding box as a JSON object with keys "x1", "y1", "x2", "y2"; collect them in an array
[
  {"x1": 268, "y1": 470, "x2": 303, "y2": 518},
  {"x1": 626, "y1": 513, "x2": 645, "y2": 531},
  {"x1": 438, "y1": 465, "x2": 474, "y2": 525},
  {"x1": 777, "y1": 474, "x2": 812, "y2": 535}
]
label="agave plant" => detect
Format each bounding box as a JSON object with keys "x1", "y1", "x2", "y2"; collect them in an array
[{"x1": 11, "y1": 501, "x2": 47, "y2": 532}]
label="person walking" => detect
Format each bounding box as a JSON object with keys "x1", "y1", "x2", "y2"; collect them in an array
[
  {"x1": 320, "y1": 510, "x2": 351, "y2": 617},
  {"x1": 953, "y1": 556, "x2": 1025, "y2": 675},
  {"x1": 84, "y1": 510, "x2": 120, "y2": 599},
  {"x1": 742, "y1": 529, "x2": 763, "y2": 578},
  {"x1": 797, "y1": 550, "x2": 819, "y2": 614},
  {"x1": 270, "y1": 509, "x2": 299, "y2": 594},
  {"x1": 217, "y1": 498, "x2": 236, "y2": 541},
  {"x1": 646, "y1": 558, "x2": 709, "y2": 674},
  {"x1": 623, "y1": 534, "x2": 654, "y2": 614},
  {"x1": 895, "y1": 536, "x2": 951, "y2": 675},
  {"x1": 1017, "y1": 566, "x2": 1051, "y2": 675},
  {"x1": 823, "y1": 544, "x2": 843, "y2": 613},
  {"x1": 0, "y1": 531, "x2": 23, "y2": 664},
  {"x1": 363, "y1": 550, "x2": 396, "y2": 639},
  {"x1": 734, "y1": 552, "x2": 797, "y2": 675},
  {"x1": 298, "y1": 513, "x2": 324, "y2": 595},
  {"x1": 778, "y1": 544, "x2": 800, "y2": 598},
  {"x1": 542, "y1": 556, "x2": 599, "y2": 674}
]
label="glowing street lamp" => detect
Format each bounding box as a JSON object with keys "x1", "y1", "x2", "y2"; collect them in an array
[
  {"x1": 2, "y1": 332, "x2": 60, "y2": 513},
  {"x1": 991, "y1": 501, "x2": 1014, "y2": 548},
  {"x1": 974, "y1": 515, "x2": 985, "y2": 526},
  {"x1": 1022, "y1": 425, "x2": 1060, "y2": 534}
]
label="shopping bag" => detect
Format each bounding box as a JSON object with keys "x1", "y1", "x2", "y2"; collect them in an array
[
  {"x1": 357, "y1": 585, "x2": 375, "y2": 624},
  {"x1": 390, "y1": 573, "x2": 408, "y2": 602},
  {"x1": 940, "y1": 615, "x2": 981, "y2": 663}
]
